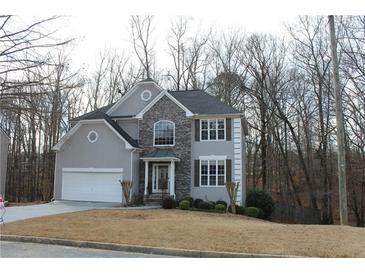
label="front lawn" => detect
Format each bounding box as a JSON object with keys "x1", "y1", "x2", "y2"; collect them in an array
[{"x1": 1, "y1": 209, "x2": 364, "y2": 257}]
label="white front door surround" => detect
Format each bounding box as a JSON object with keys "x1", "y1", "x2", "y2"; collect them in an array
[
  {"x1": 144, "y1": 160, "x2": 176, "y2": 197},
  {"x1": 152, "y1": 164, "x2": 170, "y2": 193}
]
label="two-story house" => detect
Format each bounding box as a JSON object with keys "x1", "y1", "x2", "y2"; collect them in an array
[{"x1": 52, "y1": 79, "x2": 248, "y2": 205}]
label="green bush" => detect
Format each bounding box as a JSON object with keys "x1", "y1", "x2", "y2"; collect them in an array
[
  {"x1": 214, "y1": 204, "x2": 226, "y2": 212},
  {"x1": 246, "y1": 190, "x2": 274, "y2": 219},
  {"x1": 193, "y1": 198, "x2": 203, "y2": 208},
  {"x1": 236, "y1": 205, "x2": 245, "y2": 215},
  {"x1": 244, "y1": 207, "x2": 260, "y2": 218},
  {"x1": 208, "y1": 201, "x2": 215, "y2": 210},
  {"x1": 257, "y1": 208, "x2": 265, "y2": 219},
  {"x1": 162, "y1": 196, "x2": 176, "y2": 209},
  {"x1": 180, "y1": 196, "x2": 194, "y2": 207},
  {"x1": 198, "y1": 201, "x2": 211, "y2": 210},
  {"x1": 179, "y1": 200, "x2": 190, "y2": 210},
  {"x1": 216, "y1": 200, "x2": 227, "y2": 208},
  {"x1": 197, "y1": 201, "x2": 216, "y2": 211}
]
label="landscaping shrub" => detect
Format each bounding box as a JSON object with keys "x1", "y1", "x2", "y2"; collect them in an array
[
  {"x1": 214, "y1": 204, "x2": 226, "y2": 212},
  {"x1": 179, "y1": 200, "x2": 190, "y2": 210},
  {"x1": 244, "y1": 207, "x2": 260, "y2": 218},
  {"x1": 257, "y1": 208, "x2": 265, "y2": 219},
  {"x1": 162, "y1": 196, "x2": 176, "y2": 209},
  {"x1": 236, "y1": 205, "x2": 245, "y2": 215},
  {"x1": 198, "y1": 201, "x2": 211, "y2": 210},
  {"x1": 208, "y1": 201, "x2": 215, "y2": 210},
  {"x1": 246, "y1": 190, "x2": 274, "y2": 219},
  {"x1": 215, "y1": 200, "x2": 227, "y2": 208},
  {"x1": 180, "y1": 196, "x2": 194, "y2": 207},
  {"x1": 193, "y1": 198, "x2": 203, "y2": 208}
]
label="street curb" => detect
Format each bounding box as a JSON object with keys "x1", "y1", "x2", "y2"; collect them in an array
[{"x1": 0, "y1": 235, "x2": 301, "y2": 258}]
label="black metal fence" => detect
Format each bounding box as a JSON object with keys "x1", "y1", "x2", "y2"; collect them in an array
[{"x1": 270, "y1": 203, "x2": 321, "y2": 224}]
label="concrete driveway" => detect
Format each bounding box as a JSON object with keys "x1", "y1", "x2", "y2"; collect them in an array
[{"x1": 2, "y1": 201, "x2": 119, "y2": 223}]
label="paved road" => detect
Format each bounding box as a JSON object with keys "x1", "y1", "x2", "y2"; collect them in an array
[
  {"x1": 0, "y1": 241, "x2": 173, "y2": 258},
  {"x1": 2, "y1": 201, "x2": 120, "y2": 223}
]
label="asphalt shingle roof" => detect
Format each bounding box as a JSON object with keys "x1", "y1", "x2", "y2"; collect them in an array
[
  {"x1": 169, "y1": 90, "x2": 241, "y2": 115},
  {"x1": 71, "y1": 89, "x2": 241, "y2": 122},
  {"x1": 68, "y1": 88, "x2": 243, "y2": 148},
  {"x1": 103, "y1": 115, "x2": 139, "y2": 148},
  {"x1": 142, "y1": 149, "x2": 177, "y2": 158},
  {"x1": 70, "y1": 103, "x2": 115, "y2": 121}
]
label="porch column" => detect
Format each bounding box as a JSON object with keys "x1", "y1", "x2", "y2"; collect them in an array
[
  {"x1": 170, "y1": 160, "x2": 175, "y2": 197},
  {"x1": 144, "y1": 161, "x2": 149, "y2": 195}
]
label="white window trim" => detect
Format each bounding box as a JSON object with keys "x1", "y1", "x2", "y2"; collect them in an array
[
  {"x1": 153, "y1": 120, "x2": 175, "y2": 147},
  {"x1": 199, "y1": 159, "x2": 226, "y2": 187},
  {"x1": 200, "y1": 118, "x2": 226, "y2": 141},
  {"x1": 199, "y1": 155, "x2": 227, "y2": 160},
  {"x1": 140, "y1": 89, "x2": 152, "y2": 101},
  {"x1": 87, "y1": 130, "x2": 98, "y2": 143}
]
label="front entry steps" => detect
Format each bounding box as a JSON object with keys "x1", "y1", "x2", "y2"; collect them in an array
[{"x1": 144, "y1": 193, "x2": 170, "y2": 206}]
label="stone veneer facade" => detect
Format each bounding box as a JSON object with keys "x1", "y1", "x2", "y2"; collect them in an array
[{"x1": 138, "y1": 95, "x2": 191, "y2": 200}]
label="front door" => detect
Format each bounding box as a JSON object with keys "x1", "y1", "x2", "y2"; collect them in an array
[{"x1": 152, "y1": 164, "x2": 169, "y2": 193}]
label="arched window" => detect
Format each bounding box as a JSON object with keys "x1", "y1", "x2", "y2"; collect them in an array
[{"x1": 154, "y1": 120, "x2": 175, "y2": 146}]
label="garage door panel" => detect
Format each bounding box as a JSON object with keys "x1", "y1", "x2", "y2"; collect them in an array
[{"x1": 62, "y1": 170, "x2": 123, "y2": 203}]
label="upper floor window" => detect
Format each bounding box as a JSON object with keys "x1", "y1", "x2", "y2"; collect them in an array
[
  {"x1": 154, "y1": 120, "x2": 175, "y2": 146},
  {"x1": 201, "y1": 119, "x2": 225, "y2": 141}
]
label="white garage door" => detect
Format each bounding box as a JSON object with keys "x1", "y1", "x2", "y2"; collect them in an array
[{"x1": 62, "y1": 168, "x2": 123, "y2": 203}]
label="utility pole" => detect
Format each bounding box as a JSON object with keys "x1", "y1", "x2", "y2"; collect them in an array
[{"x1": 328, "y1": 15, "x2": 348, "y2": 225}]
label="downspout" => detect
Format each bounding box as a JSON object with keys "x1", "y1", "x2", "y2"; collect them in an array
[{"x1": 130, "y1": 149, "x2": 136, "y2": 182}]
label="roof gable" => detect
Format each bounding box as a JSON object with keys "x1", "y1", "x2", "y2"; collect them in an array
[
  {"x1": 106, "y1": 80, "x2": 163, "y2": 117},
  {"x1": 169, "y1": 90, "x2": 241, "y2": 115},
  {"x1": 70, "y1": 85, "x2": 242, "y2": 124},
  {"x1": 52, "y1": 119, "x2": 139, "y2": 151},
  {"x1": 135, "y1": 91, "x2": 193, "y2": 119}
]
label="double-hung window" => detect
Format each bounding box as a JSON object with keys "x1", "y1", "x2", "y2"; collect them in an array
[
  {"x1": 200, "y1": 159, "x2": 225, "y2": 186},
  {"x1": 201, "y1": 119, "x2": 225, "y2": 141}
]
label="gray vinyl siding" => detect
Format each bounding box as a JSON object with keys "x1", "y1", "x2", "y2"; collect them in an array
[
  {"x1": 53, "y1": 122, "x2": 136, "y2": 200},
  {"x1": 109, "y1": 82, "x2": 162, "y2": 117},
  {"x1": 190, "y1": 118, "x2": 238, "y2": 204},
  {"x1": 116, "y1": 119, "x2": 139, "y2": 140},
  {"x1": 0, "y1": 131, "x2": 10, "y2": 197}
]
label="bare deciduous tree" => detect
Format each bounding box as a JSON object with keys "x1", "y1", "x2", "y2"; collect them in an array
[{"x1": 130, "y1": 15, "x2": 155, "y2": 79}]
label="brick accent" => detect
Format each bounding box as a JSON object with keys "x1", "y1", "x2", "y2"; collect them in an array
[{"x1": 138, "y1": 95, "x2": 191, "y2": 200}]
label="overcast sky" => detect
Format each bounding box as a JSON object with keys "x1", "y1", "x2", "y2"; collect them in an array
[
  {"x1": 5, "y1": 0, "x2": 365, "y2": 73},
  {"x1": 60, "y1": 14, "x2": 298, "y2": 72}
]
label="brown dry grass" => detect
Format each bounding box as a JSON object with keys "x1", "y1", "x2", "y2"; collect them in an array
[{"x1": 1, "y1": 209, "x2": 364, "y2": 257}]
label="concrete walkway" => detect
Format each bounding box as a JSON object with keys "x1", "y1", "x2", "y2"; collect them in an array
[
  {"x1": 0, "y1": 241, "x2": 173, "y2": 258},
  {"x1": 2, "y1": 201, "x2": 119, "y2": 223}
]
